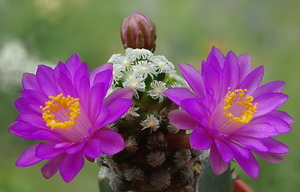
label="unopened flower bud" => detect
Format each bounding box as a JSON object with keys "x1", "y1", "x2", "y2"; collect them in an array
[{"x1": 121, "y1": 12, "x2": 157, "y2": 52}]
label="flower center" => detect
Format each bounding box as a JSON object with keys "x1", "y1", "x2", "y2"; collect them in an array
[
  {"x1": 40, "y1": 94, "x2": 80, "y2": 130},
  {"x1": 223, "y1": 89, "x2": 258, "y2": 124}
]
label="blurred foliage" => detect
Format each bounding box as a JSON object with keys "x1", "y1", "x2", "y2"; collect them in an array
[{"x1": 1, "y1": 0, "x2": 300, "y2": 191}]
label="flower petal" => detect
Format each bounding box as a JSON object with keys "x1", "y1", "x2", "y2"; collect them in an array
[
  {"x1": 190, "y1": 126, "x2": 213, "y2": 150},
  {"x1": 59, "y1": 152, "x2": 84, "y2": 182},
  {"x1": 15, "y1": 144, "x2": 43, "y2": 167},
  {"x1": 41, "y1": 154, "x2": 66, "y2": 179},
  {"x1": 227, "y1": 142, "x2": 249, "y2": 158},
  {"x1": 209, "y1": 143, "x2": 228, "y2": 175},
  {"x1": 14, "y1": 98, "x2": 37, "y2": 114},
  {"x1": 94, "y1": 107, "x2": 110, "y2": 131},
  {"x1": 180, "y1": 98, "x2": 209, "y2": 123},
  {"x1": 259, "y1": 138, "x2": 289, "y2": 154},
  {"x1": 74, "y1": 63, "x2": 90, "y2": 110},
  {"x1": 230, "y1": 135, "x2": 268, "y2": 152},
  {"x1": 102, "y1": 98, "x2": 133, "y2": 126},
  {"x1": 36, "y1": 143, "x2": 65, "y2": 159},
  {"x1": 31, "y1": 130, "x2": 64, "y2": 142},
  {"x1": 90, "y1": 63, "x2": 113, "y2": 85},
  {"x1": 16, "y1": 113, "x2": 46, "y2": 129},
  {"x1": 64, "y1": 53, "x2": 83, "y2": 78},
  {"x1": 232, "y1": 146, "x2": 259, "y2": 178},
  {"x1": 168, "y1": 110, "x2": 199, "y2": 130},
  {"x1": 254, "y1": 93, "x2": 288, "y2": 117},
  {"x1": 252, "y1": 114, "x2": 292, "y2": 134},
  {"x1": 210, "y1": 46, "x2": 225, "y2": 66},
  {"x1": 89, "y1": 83, "x2": 106, "y2": 122},
  {"x1": 9, "y1": 121, "x2": 38, "y2": 139},
  {"x1": 201, "y1": 60, "x2": 220, "y2": 94},
  {"x1": 239, "y1": 66, "x2": 264, "y2": 95},
  {"x1": 237, "y1": 53, "x2": 252, "y2": 80},
  {"x1": 232, "y1": 123, "x2": 278, "y2": 138},
  {"x1": 65, "y1": 141, "x2": 86, "y2": 154},
  {"x1": 164, "y1": 87, "x2": 196, "y2": 106},
  {"x1": 57, "y1": 72, "x2": 76, "y2": 97},
  {"x1": 222, "y1": 51, "x2": 239, "y2": 91},
  {"x1": 252, "y1": 81, "x2": 285, "y2": 98},
  {"x1": 95, "y1": 129, "x2": 125, "y2": 155},
  {"x1": 83, "y1": 138, "x2": 101, "y2": 158},
  {"x1": 268, "y1": 110, "x2": 294, "y2": 125},
  {"x1": 178, "y1": 63, "x2": 205, "y2": 97},
  {"x1": 104, "y1": 87, "x2": 134, "y2": 108},
  {"x1": 20, "y1": 89, "x2": 48, "y2": 112},
  {"x1": 214, "y1": 138, "x2": 234, "y2": 163},
  {"x1": 22, "y1": 73, "x2": 41, "y2": 91},
  {"x1": 36, "y1": 65, "x2": 58, "y2": 96},
  {"x1": 253, "y1": 151, "x2": 285, "y2": 163}
]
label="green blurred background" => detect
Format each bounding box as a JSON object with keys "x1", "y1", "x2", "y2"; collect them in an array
[{"x1": 1, "y1": 0, "x2": 299, "y2": 191}]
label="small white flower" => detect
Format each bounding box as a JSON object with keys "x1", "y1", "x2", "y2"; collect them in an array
[
  {"x1": 126, "y1": 48, "x2": 153, "y2": 60},
  {"x1": 121, "y1": 68, "x2": 134, "y2": 81},
  {"x1": 121, "y1": 58, "x2": 132, "y2": 68},
  {"x1": 151, "y1": 55, "x2": 174, "y2": 73},
  {"x1": 113, "y1": 64, "x2": 125, "y2": 81},
  {"x1": 140, "y1": 114, "x2": 160, "y2": 132},
  {"x1": 123, "y1": 76, "x2": 146, "y2": 98},
  {"x1": 148, "y1": 80, "x2": 167, "y2": 103},
  {"x1": 107, "y1": 53, "x2": 122, "y2": 63},
  {"x1": 111, "y1": 54, "x2": 132, "y2": 69},
  {"x1": 132, "y1": 60, "x2": 157, "y2": 79},
  {"x1": 122, "y1": 106, "x2": 140, "y2": 121}
]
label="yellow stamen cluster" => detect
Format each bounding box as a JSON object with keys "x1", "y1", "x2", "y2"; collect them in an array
[
  {"x1": 40, "y1": 94, "x2": 80, "y2": 129},
  {"x1": 223, "y1": 89, "x2": 258, "y2": 124}
]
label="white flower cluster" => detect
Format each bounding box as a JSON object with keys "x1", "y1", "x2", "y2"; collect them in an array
[{"x1": 108, "y1": 48, "x2": 186, "y2": 101}]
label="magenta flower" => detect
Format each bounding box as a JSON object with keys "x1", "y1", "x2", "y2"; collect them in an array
[
  {"x1": 164, "y1": 47, "x2": 292, "y2": 178},
  {"x1": 9, "y1": 53, "x2": 134, "y2": 182}
]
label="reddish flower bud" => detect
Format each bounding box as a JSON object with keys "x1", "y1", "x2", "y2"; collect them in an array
[{"x1": 121, "y1": 12, "x2": 157, "y2": 52}]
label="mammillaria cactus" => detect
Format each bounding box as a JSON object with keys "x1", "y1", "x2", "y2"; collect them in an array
[{"x1": 96, "y1": 46, "x2": 206, "y2": 191}]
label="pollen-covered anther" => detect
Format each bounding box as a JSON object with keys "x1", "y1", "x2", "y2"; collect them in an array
[
  {"x1": 40, "y1": 93, "x2": 80, "y2": 130},
  {"x1": 223, "y1": 89, "x2": 258, "y2": 124}
]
